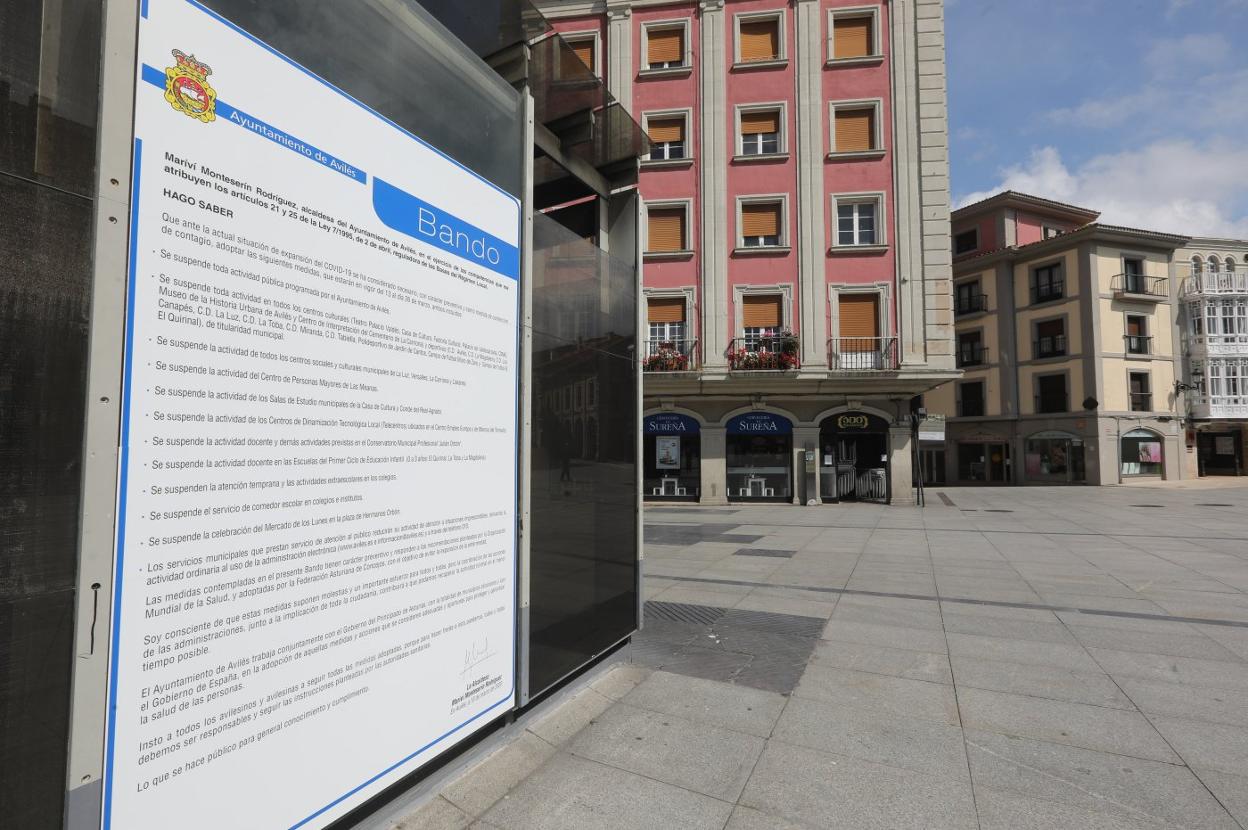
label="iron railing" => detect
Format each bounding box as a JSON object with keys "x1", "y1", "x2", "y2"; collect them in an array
[
  {"x1": 1124, "y1": 334, "x2": 1152, "y2": 355},
  {"x1": 957, "y1": 343, "x2": 988, "y2": 367},
  {"x1": 829, "y1": 336, "x2": 899, "y2": 370},
  {"x1": 1129, "y1": 392, "x2": 1153, "y2": 412},
  {"x1": 1112, "y1": 274, "x2": 1167, "y2": 298},
  {"x1": 1033, "y1": 335, "x2": 1067, "y2": 359},
  {"x1": 1031, "y1": 280, "x2": 1065, "y2": 304},
  {"x1": 727, "y1": 336, "x2": 800, "y2": 370},
  {"x1": 955, "y1": 293, "x2": 988, "y2": 316},
  {"x1": 642, "y1": 338, "x2": 697, "y2": 372}
]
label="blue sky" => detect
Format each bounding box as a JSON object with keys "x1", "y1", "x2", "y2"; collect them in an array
[{"x1": 947, "y1": 0, "x2": 1248, "y2": 237}]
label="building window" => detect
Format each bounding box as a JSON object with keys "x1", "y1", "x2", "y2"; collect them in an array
[
  {"x1": 1034, "y1": 318, "x2": 1066, "y2": 358},
  {"x1": 1035, "y1": 374, "x2": 1068, "y2": 413},
  {"x1": 739, "y1": 108, "x2": 782, "y2": 156},
  {"x1": 1125, "y1": 314, "x2": 1150, "y2": 354},
  {"x1": 1192, "y1": 255, "x2": 1204, "y2": 276},
  {"x1": 736, "y1": 13, "x2": 782, "y2": 64},
  {"x1": 834, "y1": 198, "x2": 879, "y2": 246},
  {"x1": 559, "y1": 35, "x2": 597, "y2": 77},
  {"x1": 645, "y1": 114, "x2": 687, "y2": 161},
  {"x1": 647, "y1": 297, "x2": 686, "y2": 345},
  {"x1": 1031, "y1": 263, "x2": 1064, "y2": 303},
  {"x1": 957, "y1": 331, "x2": 985, "y2": 367},
  {"x1": 1129, "y1": 371, "x2": 1152, "y2": 412},
  {"x1": 741, "y1": 294, "x2": 784, "y2": 349},
  {"x1": 739, "y1": 200, "x2": 784, "y2": 248},
  {"x1": 830, "y1": 103, "x2": 880, "y2": 154},
  {"x1": 954, "y1": 229, "x2": 978, "y2": 255},
  {"x1": 1121, "y1": 429, "x2": 1163, "y2": 476},
  {"x1": 1043, "y1": 226, "x2": 1063, "y2": 240},
  {"x1": 646, "y1": 204, "x2": 688, "y2": 254},
  {"x1": 958, "y1": 381, "x2": 986, "y2": 417},
  {"x1": 955, "y1": 281, "x2": 987, "y2": 316},
  {"x1": 829, "y1": 11, "x2": 877, "y2": 60},
  {"x1": 644, "y1": 24, "x2": 687, "y2": 70}
]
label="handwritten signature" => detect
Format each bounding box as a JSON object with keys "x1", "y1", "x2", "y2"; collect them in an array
[{"x1": 461, "y1": 637, "x2": 495, "y2": 676}]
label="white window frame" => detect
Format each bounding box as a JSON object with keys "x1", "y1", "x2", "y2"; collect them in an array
[
  {"x1": 829, "y1": 282, "x2": 892, "y2": 340},
  {"x1": 826, "y1": 6, "x2": 883, "y2": 64},
  {"x1": 732, "y1": 284, "x2": 794, "y2": 339},
  {"x1": 830, "y1": 192, "x2": 887, "y2": 250},
  {"x1": 643, "y1": 287, "x2": 698, "y2": 350},
  {"x1": 735, "y1": 194, "x2": 789, "y2": 252},
  {"x1": 556, "y1": 29, "x2": 601, "y2": 78},
  {"x1": 640, "y1": 18, "x2": 692, "y2": 74},
  {"x1": 733, "y1": 9, "x2": 787, "y2": 67},
  {"x1": 641, "y1": 108, "x2": 693, "y2": 165},
  {"x1": 734, "y1": 101, "x2": 788, "y2": 160},
  {"x1": 827, "y1": 98, "x2": 885, "y2": 158},
  {"x1": 643, "y1": 198, "x2": 694, "y2": 258}
]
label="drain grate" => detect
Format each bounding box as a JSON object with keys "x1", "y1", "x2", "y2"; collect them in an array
[
  {"x1": 985, "y1": 509, "x2": 1014, "y2": 513},
  {"x1": 1130, "y1": 504, "x2": 1166, "y2": 508},
  {"x1": 717, "y1": 608, "x2": 827, "y2": 639},
  {"x1": 1196, "y1": 503, "x2": 1233, "y2": 507},
  {"x1": 644, "y1": 600, "x2": 728, "y2": 626},
  {"x1": 734, "y1": 548, "x2": 796, "y2": 558}
]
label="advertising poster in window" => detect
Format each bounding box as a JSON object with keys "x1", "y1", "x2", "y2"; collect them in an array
[
  {"x1": 655, "y1": 436, "x2": 680, "y2": 469},
  {"x1": 1138, "y1": 442, "x2": 1162, "y2": 464},
  {"x1": 103, "y1": 1, "x2": 520, "y2": 827}
]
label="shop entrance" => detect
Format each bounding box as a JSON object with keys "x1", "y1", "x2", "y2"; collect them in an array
[
  {"x1": 1121, "y1": 428, "x2": 1164, "y2": 478},
  {"x1": 1197, "y1": 432, "x2": 1243, "y2": 476},
  {"x1": 643, "y1": 414, "x2": 701, "y2": 500},
  {"x1": 726, "y1": 412, "x2": 793, "y2": 501},
  {"x1": 1025, "y1": 431, "x2": 1086, "y2": 484},
  {"x1": 820, "y1": 412, "x2": 891, "y2": 503},
  {"x1": 957, "y1": 442, "x2": 1011, "y2": 483}
]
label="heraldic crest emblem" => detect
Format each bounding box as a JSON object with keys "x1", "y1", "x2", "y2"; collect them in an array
[{"x1": 163, "y1": 49, "x2": 216, "y2": 122}]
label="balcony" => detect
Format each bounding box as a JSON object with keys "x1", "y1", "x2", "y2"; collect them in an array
[
  {"x1": 1192, "y1": 397, "x2": 1248, "y2": 419},
  {"x1": 1124, "y1": 335, "x2": 1153, "y2": 355},
  {"x1": 1111, "y1": 273, "x2": 1168, "y2": 301},
  {"x1": 728, "y1": 334, "x2": 800, "y2": 371},
  {"x1": 1182, "y1": 272, "x2": 1248, "y2": 297},
  {"x1": 642, "y1": 339, "x2": 697, "y2": 373},
  {"x1": 829, "y1": 337, "x2": 899, "y2": 370},
  {"x1": 1031, "y1": 281, "x2": 1065, "y2": 304},
  {"x1": 956, "y1": 344, "x2": 988, "y2": 367},
  {"x1": 955, "y1": 293, "x2": 989, "y2": 316},
  {"x1": 1033, "y1": 335, "x2": 1067, "y2": 359}
]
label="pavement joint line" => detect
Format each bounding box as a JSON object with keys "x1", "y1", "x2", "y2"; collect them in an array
[
  {"x1": 658, "y1": 574, "x2": 1248, "y2": 630},
  {"x1": 647, "y1": 520, "x2": 1248, "y2": 542}
]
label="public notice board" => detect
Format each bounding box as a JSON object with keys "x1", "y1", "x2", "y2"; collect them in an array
[{"x1": 104, "y1": 2, "x2": 520, "y2": 827}]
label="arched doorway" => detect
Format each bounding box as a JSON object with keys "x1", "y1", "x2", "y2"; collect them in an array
[
  {"x1": 1024, "y1": 431, "x2": 1086, "y2": 483},
  {"x1": 643, "y1": 413, "x2": 700, "y2": 500},
  {"x1": 1121, "y1": 428, "x2": 1164, "y2": 478},
  {"x1": 819, "y1": 412, "x2": 891, "y2": 503},
  {"x1": 726, "y1": 412, "x2": 793, "y2": 501}
]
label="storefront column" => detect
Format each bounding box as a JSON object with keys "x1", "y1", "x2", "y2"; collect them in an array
[
  {"x1": 794, "y1": 426, "x2": 820, "y2": 504},
  {"x1": 889, "y1": 427, "x2": 915, "y2": 505},
  {"x1": 700, "y1": 426, "x2": 728, "y2": 505}
]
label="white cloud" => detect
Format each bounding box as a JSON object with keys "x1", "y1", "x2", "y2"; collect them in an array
[{"x1": 956, "y1": 141, "x2": 1248, "y2": 238}]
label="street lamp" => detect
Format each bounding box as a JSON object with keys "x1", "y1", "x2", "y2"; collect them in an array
[{"x1": 1175, "y1": 365, "x2": 1205, "y2": 395}]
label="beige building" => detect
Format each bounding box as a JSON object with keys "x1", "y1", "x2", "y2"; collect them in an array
[{"x1": 924, "y1": 192, "x2": 1189, "y2": 485}]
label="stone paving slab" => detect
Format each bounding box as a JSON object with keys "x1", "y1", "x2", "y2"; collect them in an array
[{"x1": 386, "y1": 484, "x2": 1248, "y2": 830}]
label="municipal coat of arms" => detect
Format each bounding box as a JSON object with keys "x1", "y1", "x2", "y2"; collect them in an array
[{"x1": 163, "y1": 49, "x2": 216, "y2": 122}]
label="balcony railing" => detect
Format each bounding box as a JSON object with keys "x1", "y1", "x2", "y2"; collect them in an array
[
  {"x1": 829, "y1": 337, "x2": 899, "y2": 370},
  {"x1": 1031, "y1": 281, "x2": 1065, "y2": 304},
  {"x1": 957, "y1": 344, "x2": 988, "y2": 367},
  {"x1": 1124, "y1": 334, "x2": 1152, "y2": 355},
  {"x1": 955, "y1": 293, "x2": 989, "y2": 316},
  {"x1": 1111, "y1": 274, "x2": 1168, "y2": 299},
  {"x1": 1034, "y1": 394, "x2": 1068, "y2": 414},
  {"x1": 1033, "y1": 335, "x2": 1067, "y2": 359},
  {"x1": 1182, "y1": 272, "x2": 1248, "y2": 297},
  {"x1": 1129, "y1": 392, "x2": 1153, "y2": 412},
  {"x1": 728, "y1": 336, "x2": 800, "y2": 371},
  {"x1": 642, "y1": 339, "x2": 697, "y2": 372}
]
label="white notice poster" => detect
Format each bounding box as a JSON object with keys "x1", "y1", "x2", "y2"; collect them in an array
[{"x1": 105, "y1": 1, "x2": 519, "y2": 827}]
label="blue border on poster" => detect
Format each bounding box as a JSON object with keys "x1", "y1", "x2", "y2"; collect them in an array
[{"x1": 103, "y1": 0, "x2": 523, "y2": 827}]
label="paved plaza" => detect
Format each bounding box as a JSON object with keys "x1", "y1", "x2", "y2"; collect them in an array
[{"x1": 393, "y1": 482, "x2": 1248, "y2": 829}]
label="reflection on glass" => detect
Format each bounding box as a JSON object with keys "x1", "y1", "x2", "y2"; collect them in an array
[
  {"x1": 528, "y1": 210, "x2": 637, "y2": 696},
  {"x1": 642, "y1": 435, "x2": 699, "y2": 500},
  {"x1": 727, "y1": 436, "x2": 792, "y2": 501}
]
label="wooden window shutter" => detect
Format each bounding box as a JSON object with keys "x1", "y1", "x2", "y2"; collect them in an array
[
  {"x1": 739, "y1": 19, "x2": 779, "y2": 62},
  {"x1": 741, "y1": 110, "x2": 780, "y2": 135},
  {"x1": 838, "y1": 294, "x2": 880, "y2": 344},
  {"x1": 647, "y1": 207, "x2": 685, "y2": 252},
  {"x1": 1127, "y1": 316, "x2": 1143, "y2": 337},
  {"x1": 742, "y1": 295, "x2": 782, "y2": 328},
  {"x1": 741, "y1": 203, "x2": 781, "y2": 238},
  {"x1": 834, "y1": 108, "x2": 875, "y2": 152},
  {"x1": 648, "y1": 28, "x2": 683, "y2": 65},
  {"x1": 560, "y1": 40, "x2": 594, "y2": 75},
  {"x1": 833, "y1": 16, "x2": 872, "y2": 59},
  {"x1": 646, "y1": 117, "x2": 684, "y2": 144},
  {"x1": 648, "y1": 297, "x2": 686, "y2": 324}
]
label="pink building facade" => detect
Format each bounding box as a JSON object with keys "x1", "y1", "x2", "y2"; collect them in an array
[{"x1": 538, "y1": 0, "x2": 956, "y2": 505}]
